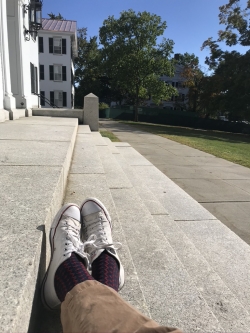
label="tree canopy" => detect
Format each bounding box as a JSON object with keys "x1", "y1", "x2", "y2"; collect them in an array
[
  {"x1": 47, "y1": 13, "x2": 65, "y2": 20},
  {"x1": 99, "y1": 9, "x2": 177, "y2": 121},
  {"x1": 201, "y1": 0, "x2": 250, "y2": 120}
]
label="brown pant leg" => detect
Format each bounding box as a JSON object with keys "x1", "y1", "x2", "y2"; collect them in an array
[{"x1": 61, "y1": 280, "x2": 183, "y2": 333}]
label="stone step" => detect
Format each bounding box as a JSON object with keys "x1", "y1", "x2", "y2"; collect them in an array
[
  {"x1": 0, "y1": 117, "x2": 79, "y2": 333},
  {"x1": 108, "y1": 140, "x2": 250, "y2": 332},
  {"x1": 36, "y1": 128, "x2": 152, "y2": 332},
  {"x1": 63, "y1": 133, "x2": 223, "y2": 332}
]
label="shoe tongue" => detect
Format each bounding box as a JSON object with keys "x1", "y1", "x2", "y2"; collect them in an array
[{"x1": 84, "y1": 211, "x2": 102, "y2": 223}]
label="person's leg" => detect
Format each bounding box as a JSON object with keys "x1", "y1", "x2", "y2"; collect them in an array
[
  {"x1": 80, "y1": 197, "x2": 124, "y2": 290},
  {"x1": 60, "y1": 197, "x2": 183, "y2": 333},
  {"x1": 41, "y1": 203, "x2": 93, "y2": 310}
]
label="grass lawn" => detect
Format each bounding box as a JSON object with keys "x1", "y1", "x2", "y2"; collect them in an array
[
  {"x1": 121, "y1": 121, "x2": 250, "y2": 168},
  {"x1": 100, "y1": 130, "x2": 121, "y2": 142}
]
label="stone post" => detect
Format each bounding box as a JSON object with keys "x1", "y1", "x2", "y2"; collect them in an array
[{"x1": 83, "y1": 93, "x2": 99, "y2": 131}]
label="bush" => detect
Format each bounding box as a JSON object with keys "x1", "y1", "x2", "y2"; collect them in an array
[{"x1": 99, "y1": 102, "x2": 109, "y2": 110}]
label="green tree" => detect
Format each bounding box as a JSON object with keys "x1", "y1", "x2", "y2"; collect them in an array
[
  {"x1": 218, "y1": 0, "x2": 250, "y2": 46},
  {"x1": 176, "y1": 53, "x2": 205, "y2": 113},
  {"x1": 201, "y1": 0, "x2": 250, "y2": 120},
  {"x1": 48, "y1": 12, "x2": 65, "y2": 20},
  {"x1": 99, "y1": 9, "x2": 177, "y2": 121},
  {"x1": 74, "y1": 29, "x2": 115, "y2": 107}
]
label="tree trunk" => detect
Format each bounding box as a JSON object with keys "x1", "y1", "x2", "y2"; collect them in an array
[{"x1": 134, "y1": 85, "x2": 139, "y2": 122}]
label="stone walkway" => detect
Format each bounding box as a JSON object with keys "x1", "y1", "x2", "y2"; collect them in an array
[{"x1": 100, "y1": 120, "x2": 250, "y2": 245}]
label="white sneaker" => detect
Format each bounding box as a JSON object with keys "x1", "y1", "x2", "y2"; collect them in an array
[
  {"x1": 80, "y1": 198, "x2": 125, "y2": 290},
  {"x1": 41, "y1": 203, "x2": 90, "y2": 310}
]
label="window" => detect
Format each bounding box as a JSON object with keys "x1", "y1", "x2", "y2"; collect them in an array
[
  {"x1": 39, "y1": 37, "x2": 44, "y2": 53},
  {"x1": 54, "y1": 90, "x2": 63, "y2": 107},
  {"x1": 49, "y1": 37, "x2": 67, "y2": 54},
  {"x1": 54, "y1": 65, "x2": 62, "y2": 81},
  {"x1": 63, "y1": 92, "x2": 67, "y2": 107},
  {"x1": 53, "y1": 37, "x2": 62, "y2": 54},
  {"x1": 40, "y1": 91, "x2": 45, "y2": 106},
  {"x1": 30, "y1": 63, "x2": 38, "y2": 93},
  {"x1": 30, "y1": 63, "x2": 35, "y2": 93},
  {"x1": 49, "y1": 65, "x2": 67, "y2": 81},
  {"x1": 40, "y1": 64, "x2": 44, "y2": 80},
  {"x1": 175, "y1": 82, "x2": 179, "y2": 88}
]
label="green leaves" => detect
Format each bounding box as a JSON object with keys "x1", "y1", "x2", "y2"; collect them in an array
[{"x1": 99, "y1": 9, "x2": 175, "y2": 120}]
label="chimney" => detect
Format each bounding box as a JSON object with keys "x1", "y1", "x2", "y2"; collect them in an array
[{"x1": 174, "y1": 53, "x2": 180, "y2": 60}]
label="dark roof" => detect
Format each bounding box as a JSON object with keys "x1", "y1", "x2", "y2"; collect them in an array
[{"x1": 42, "y1": 19, "x2": 77, "y2": 33}]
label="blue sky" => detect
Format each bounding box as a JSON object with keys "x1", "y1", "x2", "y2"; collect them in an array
[{"x1": 42, "y1": 0, "x2": 248, "y2": 71}]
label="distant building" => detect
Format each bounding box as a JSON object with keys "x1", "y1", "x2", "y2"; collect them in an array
[
  {"x1": 0, "y1": 0, "x2": 42, "y2": 122},
  {"x1": 38, "y1": 19, "x2": 78, "y2": 108},
  {"x1": 157, "y1": 63, "x2": 189, "y2": 110}
]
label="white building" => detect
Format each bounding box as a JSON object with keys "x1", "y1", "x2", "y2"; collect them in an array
[
  {"x1": 0, "y1": 0, "x2": 42, "y2": 122},
  {"x1": 158, "y1": 63, "x2": 189, "y2": 110},
  {"x1": 38, "y1": 19, "x2": 78, "y2": 108}
]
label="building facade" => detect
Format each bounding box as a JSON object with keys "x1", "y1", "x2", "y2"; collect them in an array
[
  {"x1": 0, "y1": 0, "x2": 42, "y2": 122},
  {"x1": 38, "y1": 19, "x2": 77, "y2": 109},
  {"x1": 157, "y1": 64, "x2": 189, "y2": 110}
]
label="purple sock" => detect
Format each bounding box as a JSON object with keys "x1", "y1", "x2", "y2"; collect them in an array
[
  {"x1": 55, "y1": 252, "x2": 94, "y2": 302},
  {"x1": 92, "y1": 250, "x2": 120, "y2": 291}
]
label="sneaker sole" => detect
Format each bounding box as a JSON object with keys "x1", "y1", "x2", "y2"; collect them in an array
[{"x1": 41, "y1": 203, "x2": 80, "y2": 311}]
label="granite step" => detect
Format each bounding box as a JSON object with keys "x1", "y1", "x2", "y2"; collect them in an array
[
  {"x1": 108, "y1": 140, "x2": 250, "y2": 332},
  {"x1": 63, "y1": 132, "x2": 223, "y2": 332},
  {"x1": 0, "y1": 117, "x2": 79, "y2": 333}
]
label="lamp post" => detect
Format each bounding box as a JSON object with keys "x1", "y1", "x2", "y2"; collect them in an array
[{"x1": 23, "y1": 0, "x2": 43, "y2": 40}]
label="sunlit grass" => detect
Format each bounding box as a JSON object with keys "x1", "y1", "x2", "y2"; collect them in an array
[
  {"x1": 121, "y1": 121, "x2": 250, "y2": 168},
  {"x1": 100, "y1": 130, "x2": 121, "y2": 142}
]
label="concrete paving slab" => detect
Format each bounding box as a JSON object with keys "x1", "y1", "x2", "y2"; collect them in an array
[
  {"x1": 221, "y1": 179, "x2": 250, "y2": 194},
  {"x1": 96, "y1": 146, "x2": 132, "y2": 188},
  {"x1": 164, "y1": 147, "x2": 213, "y2": 157},
  {"x1": 177, "y1": 219, "x2": 250, "y2": 314},
  {"x1": 0, "y1": 122, "x2": 77, "y2": 141},
  {"x1": 155, "y1": 165, "x2": 220, "y2": 179},
  {"x1": 77, "y1": 125, "x2": 91, "y2": 133},
  {"x1": 129, "y1": 145, "x2": 175, "y2": 157},
  {"x1": 172, "y1": 178, "x2": 250, "y2": 202},
  {"x1": 154, "y1": 215, "x2": 250, "y2": 332},
  {"x1": 183, "y1": 156, "x2": 235, "y2": 167},
  {"x1": 111, "y1": 188, "x2": 222, "y2": 332},
  {"x1": 152, "y1": 156, "x2": 197, "y2": 166},
  {"x1": 202, "y1": 202, "x2": 250, "y2": 245},
  {"x1": 201, "y1": 165, "x2": 250, "y2": 180}
]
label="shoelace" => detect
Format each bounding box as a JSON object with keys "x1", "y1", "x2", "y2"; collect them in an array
[
  {"x1": 63, "y1": 217, "x2": 95, "y2": 264},
  {"x1": 82, "y1": 215, "x2": 122, "y2": 254}
]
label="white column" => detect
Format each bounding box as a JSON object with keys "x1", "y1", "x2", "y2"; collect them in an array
[{"x1": 0, "y1": 0, "x2": 16, "y2": 119}]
